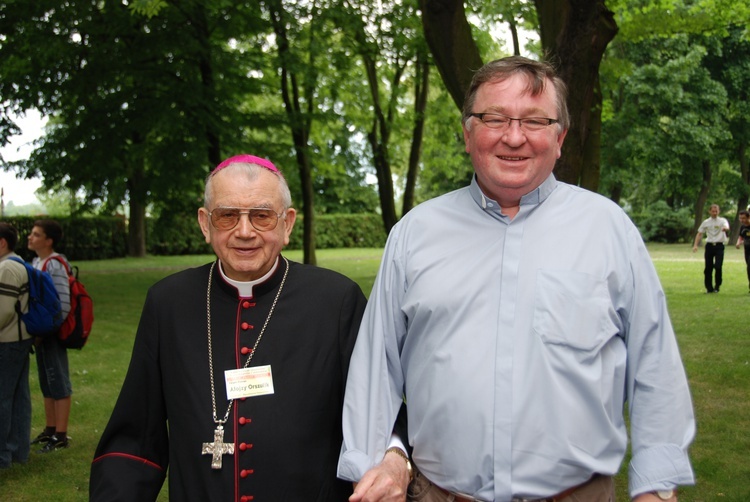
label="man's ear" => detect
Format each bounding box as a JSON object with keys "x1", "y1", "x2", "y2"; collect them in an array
[
  {"x1": 198, "y1": 208, "x2": 211, "y2": 243},
  {"x1": 282, "y1": 208, "x2": 297, "y2": 246}
]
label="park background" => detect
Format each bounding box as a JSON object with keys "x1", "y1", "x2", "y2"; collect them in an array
[
  {"x1": 1, "y1": 0, "x2": 749, "y2": 500},
  {"x1": 0, "y1": 245, "x2": 748, "y2": 501}
]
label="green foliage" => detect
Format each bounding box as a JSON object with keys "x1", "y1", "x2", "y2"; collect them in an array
[
  {"x1": 145, "y1": 212, "x2": 212, "y2": 256},
  {"x1": 630, "y1": 200, "x2": 693, "y2": 243},
  {"x1": 6, "y1": 216, "x2": 128, "y2": 261},
  {"x1": 601, "y1": 33, "x2": 730, "y2": 212},
  {"x1": 287, "y1": 213, "x2": 387, "y2": 250}
]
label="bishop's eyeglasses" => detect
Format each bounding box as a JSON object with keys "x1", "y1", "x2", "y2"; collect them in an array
[
  {"x1": 208, "y1": 207, "x2": 285, "y2": 231},
  {"x1": 469, "y1": 112, "x2": 559, "y2": 132}
]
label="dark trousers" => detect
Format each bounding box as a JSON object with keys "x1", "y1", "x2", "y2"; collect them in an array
[
  {"x1": 704, "y1": 242, "x2": 725, "y2": 292},
  {"x1": 744, "y1": 245, "x2": 750, "y2": 288}
]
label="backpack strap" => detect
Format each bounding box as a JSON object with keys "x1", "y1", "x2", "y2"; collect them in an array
[
  {"x1": 42, "y1": 254, "x2": 72, "y2": 276},
  {"x1": 6, "y1": 257, "x2": 29, "y2": 342}
]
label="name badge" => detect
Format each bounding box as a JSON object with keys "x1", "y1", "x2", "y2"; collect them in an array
[{"x1": 224, "y1": 365, "x2": 275, "y2": 400}]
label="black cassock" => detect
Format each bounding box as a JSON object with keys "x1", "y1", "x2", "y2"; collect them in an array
[{"x1": 90, "y1": 257, "x2": 367, "y2": 501}]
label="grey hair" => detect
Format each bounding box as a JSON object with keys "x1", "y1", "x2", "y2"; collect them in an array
[
  {"x1": 461, "y1": 56, "x2": 570, "y2": 132},
  {"x1": 204, "y1": 162, "x2": 292, "y2": 209}
]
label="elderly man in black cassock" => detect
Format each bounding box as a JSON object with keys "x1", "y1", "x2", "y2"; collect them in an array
[{"x1": 90, "y1": 155, "x2": 367, "y2": 501}]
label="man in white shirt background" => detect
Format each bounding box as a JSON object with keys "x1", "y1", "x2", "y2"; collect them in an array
[{"x1": 692, "y1": 203, "x2": 730, "y2": 293}]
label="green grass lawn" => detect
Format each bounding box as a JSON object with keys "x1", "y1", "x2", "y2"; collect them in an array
[{"x1": 0, "y1": 244, "x2": 748, "y2": 501}]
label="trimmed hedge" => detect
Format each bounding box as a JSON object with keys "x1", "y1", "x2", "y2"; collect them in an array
[
  {"x1": 3, "y1": 213, "x2": 387, "y2": 260},
  {"x1": 5, "y1": 216, "x2": 128, "y2": 261}
]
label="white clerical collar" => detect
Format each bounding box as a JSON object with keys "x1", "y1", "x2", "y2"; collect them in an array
[{"x1": 218, "y1": 257, "x2": 279, "y2": 297}]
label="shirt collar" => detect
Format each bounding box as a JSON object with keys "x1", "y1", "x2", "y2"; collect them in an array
[
  {"x1": 218, "y1": 256, "x2": 279, "y2": 297},
  {"x1": 469, "y1": 173, "x2": 558, "y2": 213}
]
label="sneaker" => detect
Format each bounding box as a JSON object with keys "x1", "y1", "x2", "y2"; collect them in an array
[
  {"x1": 30, "y1": 431, "x2": 53, "y2": 445},
  {"x1": 38, "y1": 435, "x2": 69, "y2": 453}
]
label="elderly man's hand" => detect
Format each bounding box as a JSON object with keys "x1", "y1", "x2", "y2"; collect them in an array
[{"x1": 349, "y1": 450, "x2": 410, "y2": 502}]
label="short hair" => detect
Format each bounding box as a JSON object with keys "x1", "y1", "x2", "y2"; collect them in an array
[
  {"x1": 0, "y1": 222, "x2": 19, "y2": 250},
  {"x1": 461, "y1": 56, "x2": 570, "y2": 131},
  {"x1": 204, "y1": 162, "x2": 292, "y2": 210},
  {"x1": 33, "y1": 219, "x2": 63, "y2": 248},
  {"x1": 739, "y1": 210, "x2": 750, "y2": 218}
]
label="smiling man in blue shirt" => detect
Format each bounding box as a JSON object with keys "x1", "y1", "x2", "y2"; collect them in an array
[{"x1": 337, "y1": 56, "x2": 695, "y2": 502}]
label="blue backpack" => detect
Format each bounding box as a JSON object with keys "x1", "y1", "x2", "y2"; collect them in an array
[{"x1": 8, "y1": 257, "x2": 63, "y2": 338}]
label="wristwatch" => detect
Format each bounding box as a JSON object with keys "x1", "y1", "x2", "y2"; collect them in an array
[
  {"x1": 653, "y1": 489, "x2": 675, "y2": 500},
  {"x1": 385, "y1": 447, "x2": 414, "y2": 482}
]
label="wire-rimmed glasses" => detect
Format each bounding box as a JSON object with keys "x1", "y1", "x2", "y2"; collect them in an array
[
  {"x1": 208, "y1": 207, "x2": 285, "y2": 231},
  {"x1": 469, "y1": 112, "x2": 559, "y2": 132}
]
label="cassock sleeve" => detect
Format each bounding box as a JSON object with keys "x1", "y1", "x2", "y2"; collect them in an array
[{"x1": 89, "y1": 288, "x2": 169, "y2": 501}]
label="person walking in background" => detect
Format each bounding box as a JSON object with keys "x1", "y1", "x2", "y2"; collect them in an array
[
  {"x1": 0, "y1": 223, "x2": 34, "y2": 469},
  {"x1": 26, "y1": 220, "x2": 73, "y2": 452},
  {"x1": 90, "y1": 155, "x2": 367, "y2": 501},
  {"x1": 736, "y1": 209, "x2": 750, "y2": 293},
  {"x1": 693, "y1": 204, "x2": 730, "y2": 293},
  {"x1": 338, "y1": 56, "x2": 694, "y2": 502}
]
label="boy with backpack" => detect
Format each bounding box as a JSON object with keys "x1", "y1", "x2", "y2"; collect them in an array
[
  {"x1": 27, "y1": 220, "x2": 73, "y2": 453},
  {"x1": 0, "y1": 222, "x2": 34, "y2": 468}
]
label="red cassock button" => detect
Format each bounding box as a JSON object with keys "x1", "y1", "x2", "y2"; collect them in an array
[
  {"x1": 241, "y1": 347, "x2": 253, "y2": 355},
  {"x1": 238, "y1": 416, "x2": 252, "y2": 425},
  {"x1": 239, "y1": 442, "x2": 253, "y2": 451},
  {"x1": 240, "y1": 496, "x2": 254, "y2": 501},
  {"x1": 242, "y1": 301, "x2": 252, "y2": 309},
  {"x1": 241, "y1": 322, "x2": 253, "y2": 330},
  {"x1": 240, "y1": 469, "x2": 255, "y2": 477}
]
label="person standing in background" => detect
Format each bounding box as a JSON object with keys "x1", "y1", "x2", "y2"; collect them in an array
[
  {"x1": 693, "y1": 204, "x2": 730, "y2": 293},
  {"x1": 27, "y1": 220, "x2": 72, "y2": 452},
  {"x1": 735, "y1": 210, "x2": 750, "y2": 293},
  {"x1": 0, "y1": 222, "x2": 33, "y2": 469}
]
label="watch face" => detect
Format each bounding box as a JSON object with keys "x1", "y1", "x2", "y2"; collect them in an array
[{"x1": 656, "y1": 490, "x2": 675, "y2": 500}]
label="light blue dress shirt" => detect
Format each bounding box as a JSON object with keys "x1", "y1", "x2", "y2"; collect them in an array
[{"x1": 338, "y1": 174, "x2": 695, "y2": 501}]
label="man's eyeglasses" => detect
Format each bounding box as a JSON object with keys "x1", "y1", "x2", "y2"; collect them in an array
[
  {"x1": 208, "y1": 207, "x2": 285, "y2": 231},
  {"x1": 469, "y1": 113, "x2": 559, "y2": 132}
]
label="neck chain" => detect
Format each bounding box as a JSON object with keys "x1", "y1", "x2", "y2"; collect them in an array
[{"x1": 202, "y1": 257, "x2": 288, "y2": 469}]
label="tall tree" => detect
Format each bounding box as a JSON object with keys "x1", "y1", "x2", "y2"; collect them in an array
[
  {"x1": 338, "y1": 0, "x2": 430, "y2": 232},
  {"x1": 418, "y1": 0, "x2": 617, "y2": 190},
  {"x1": 534, "y1": 0, "x2": 617, "y2": 190},
  {"x1": 0, "y1": 0, "x2": 266, "y2": 256},
  {"x1": 263, "y1": 0, "x2": 322, "y2": 265}
]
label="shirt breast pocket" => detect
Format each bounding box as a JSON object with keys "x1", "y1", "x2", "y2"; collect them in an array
[{"x1": 532, "y1": 269, "x2": 619, "y2": 352}]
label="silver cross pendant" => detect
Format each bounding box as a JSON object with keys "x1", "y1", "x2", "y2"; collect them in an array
[{"x1": 201, "y1": 425, "x2": 235, "y2": 469}]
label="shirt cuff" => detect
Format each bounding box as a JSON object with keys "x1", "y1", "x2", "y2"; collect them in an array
[{"x1": 628, "y1": 444, "x2": 695, "y2": 498}]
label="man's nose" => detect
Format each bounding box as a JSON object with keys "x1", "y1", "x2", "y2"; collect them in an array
[
  {"x1": 234, "y1": 213, "x2": 258, "y2": 235},
  {"x1": 501, "y1": 121, "x2": 527, "y2": 145}
]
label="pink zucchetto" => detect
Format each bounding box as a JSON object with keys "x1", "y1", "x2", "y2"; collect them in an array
[{"x1": 212, "y1": 154, "x2": 279, "y2": 174}]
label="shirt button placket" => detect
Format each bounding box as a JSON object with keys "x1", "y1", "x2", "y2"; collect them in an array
[
  {"x1": 239, "y1": 298, "x2": 257, "y2": 502},
  {"x1": 238, "y1": 415, "x2": 254, "y2": 500}
]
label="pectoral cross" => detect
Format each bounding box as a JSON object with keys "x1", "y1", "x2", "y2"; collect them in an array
[{"x1": 202, "y1": 425, "x2": 235, "y2": 469}]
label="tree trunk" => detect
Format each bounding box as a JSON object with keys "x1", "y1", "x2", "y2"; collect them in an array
[
  {"x1": 535, "y1": 0, "x2": 618, "y2": 187},
  {"x1": 579, "y1": 78, "x2": 603, "y2": 191},
  {"x1": 191, "y1": 2, "x2": 221, "y2": 166},
  {"x1": 358, "y1": 39, "x2": 401, "y2": 233},
  {"x1": 420, "y1": 0, "x2": 617, "y2": 190},
  {"x1": 269, "y1": 0, "x2": 317, "y2": 265},
  {"x1": 403, "y1": 51, "x2": 430, "y2": 216},
  {"x1": 126, "y1": 162, "x2": 147, "y2": 257},
  {"x1": 418, "y1": 0, "x2": 483, "y2": 110},
  {"x1": 693, "y1": 159, "x2": 712, "y2": 233}
]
